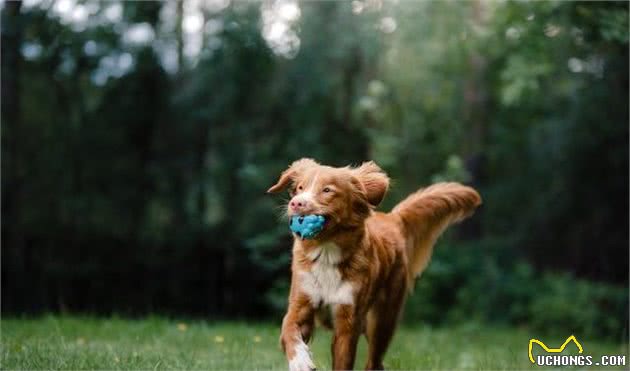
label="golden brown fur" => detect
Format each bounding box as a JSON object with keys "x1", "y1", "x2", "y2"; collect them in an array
[{"x1": 268, "y1": 159, "x2": 481, "y2": 370}]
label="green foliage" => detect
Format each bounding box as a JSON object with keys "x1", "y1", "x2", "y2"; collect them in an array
[
  {"x1": 405, "y1": 241, "x2": 628, "y2": 341},
  {"x1": 597, "y1": 7, "x2": 629, "y2": 43},
  {"x1": 431, "y1": 155, "x2": 471, "y2": 184},
  {"x1": 529, "y1": 273, "x2": 628, "y2": 340}
]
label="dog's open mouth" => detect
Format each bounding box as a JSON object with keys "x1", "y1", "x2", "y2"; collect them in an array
[{"x1": 288, "y1": 214, "x2": 327, "y2": 239}]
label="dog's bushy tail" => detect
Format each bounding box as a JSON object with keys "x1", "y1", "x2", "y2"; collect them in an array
[{"x1": 391, "y1": 182, "x2": 481, "y2": 287}]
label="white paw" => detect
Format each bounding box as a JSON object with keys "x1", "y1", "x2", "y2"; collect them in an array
[{"x1": 288, "y1": 338, "x2": 316, "y2": 371}]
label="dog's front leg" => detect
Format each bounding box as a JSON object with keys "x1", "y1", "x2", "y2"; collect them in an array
[
  {"x1": 281, "y1": 283, "x2": 316, "y2": 371},
  {"x1": 332, "y1": 304, "x2": 363, "y2": 370}
]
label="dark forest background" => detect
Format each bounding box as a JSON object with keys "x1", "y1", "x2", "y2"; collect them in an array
[{"x1": 2, "y1": 0, "x2": 628, "y2": 340}]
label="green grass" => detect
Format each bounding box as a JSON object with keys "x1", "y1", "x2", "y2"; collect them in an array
[{"x1": 2, "y1": 316, "x2": 627, "y2": 370}]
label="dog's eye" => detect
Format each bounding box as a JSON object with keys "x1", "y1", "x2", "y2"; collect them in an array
[
  {"x1": 298, "y1": 185, "x2": 303, "y2": 191},
  {"x1": 322, "y1": 187, "x2": 331, "y2": 193}
]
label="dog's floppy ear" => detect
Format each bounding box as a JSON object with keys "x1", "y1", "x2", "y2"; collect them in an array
[
  {"x1": 353, "y1": 161, "x2": 390, "y2": 206},
  {"x1": 267, "y1": 158, "x2": 318, "y2": 193}
]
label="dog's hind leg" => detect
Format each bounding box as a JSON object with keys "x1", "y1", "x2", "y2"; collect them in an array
[{"x1": 364, "y1": 272, "x2": 407, "y2": 370}]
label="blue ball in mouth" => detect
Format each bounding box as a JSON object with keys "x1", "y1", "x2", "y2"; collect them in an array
[{"x1": 289, "y1": 214, "x2": 326, "y2": 240}]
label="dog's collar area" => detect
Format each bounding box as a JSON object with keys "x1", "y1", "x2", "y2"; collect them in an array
[
  {"x1": 310, "y1": 249, "x2": 323, "y2": 262},
  {"x1": 305, "y1": 242, "x2": 343, "y2": 265}
]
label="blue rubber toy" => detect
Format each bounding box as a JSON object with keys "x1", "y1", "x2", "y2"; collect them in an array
[{"x1": 289, "y1": 214, "x2": 326, "y2": 239}]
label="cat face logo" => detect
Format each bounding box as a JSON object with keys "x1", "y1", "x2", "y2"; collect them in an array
[{"x1": 528, "y1": 335, "x2": 584, "y2": 364}]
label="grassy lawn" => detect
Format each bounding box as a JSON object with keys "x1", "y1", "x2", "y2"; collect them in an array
[{"x1": 2, "y1": 316, "x2": 627, "y2": 370}]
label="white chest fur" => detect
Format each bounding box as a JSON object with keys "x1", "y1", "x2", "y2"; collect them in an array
[{"x1": 299, "y1": 242, "x2": 354, "y2": 306}]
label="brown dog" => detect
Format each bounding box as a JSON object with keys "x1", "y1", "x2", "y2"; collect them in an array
[{"x1": 267, "y1": 159, "x2": 481, "y2": 370}]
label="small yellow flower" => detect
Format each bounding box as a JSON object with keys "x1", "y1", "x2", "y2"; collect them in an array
[
  {"x1": 253, "y1": 336, "x2": 262, "y2": 343},
  {"x1": 114, "y1": 356, "x2": 120, "y2": 363},
  {"x1": 76, "y1": 337, "x2": 86, "y2": 346},
  {"x1": 214, "y1": 335, "x2": 224, "y2": 343},
  {"x1": 177, "y1": 323, "x2": 188, "y2": 332}
]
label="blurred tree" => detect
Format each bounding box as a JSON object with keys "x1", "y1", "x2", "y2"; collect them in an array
[
  {"x1": 1, "y1": 0, "x2": 25, "y2": 310},
  {"x1": 0, "y1": 0, "x2": 626, "y2": 333},
  {"x1": 481, "y1": 0, "x2": 629, "y2": 282}
]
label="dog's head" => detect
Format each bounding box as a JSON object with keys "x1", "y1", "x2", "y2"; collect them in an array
[{"x1": 267, "y1": 158, "x2": 389, "y2": 236}]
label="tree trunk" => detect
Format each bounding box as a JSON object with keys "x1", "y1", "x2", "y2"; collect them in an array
[
  {"x1": 177, "y1": 0, "x2": 185, "y2": 72},
  {"x1": 1, "y1": 0, "x2": 24, "y2": 311},
  {"x1": 460, "y1": 0, "x2": 486, "y2": 239}
]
